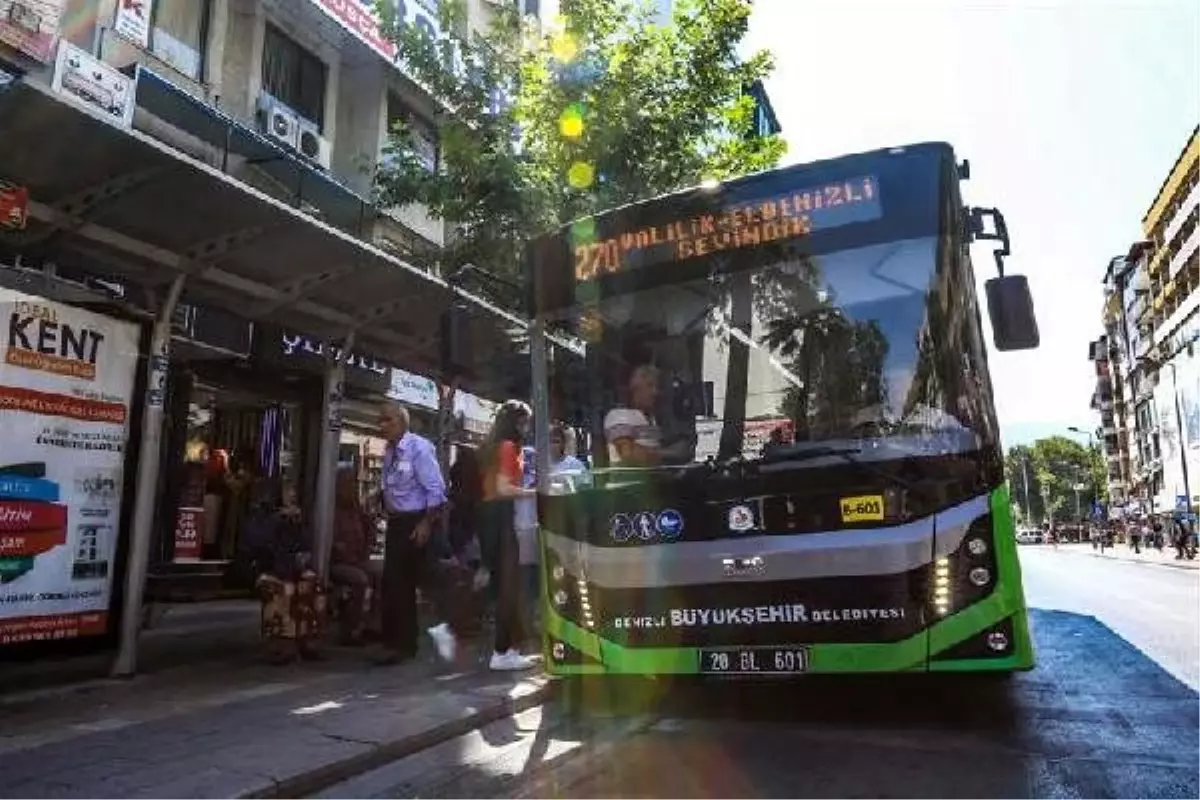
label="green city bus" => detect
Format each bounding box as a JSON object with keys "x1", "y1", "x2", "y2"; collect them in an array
[{"x1": 524, "y1": 142, "x2": 1040, "y2": 678}]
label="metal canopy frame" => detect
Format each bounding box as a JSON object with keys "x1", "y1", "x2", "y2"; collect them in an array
[{"x1": 0, "y1": 78, "x2": 526, "y2": 398}]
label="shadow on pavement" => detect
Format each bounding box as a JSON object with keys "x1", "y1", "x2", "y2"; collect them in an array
[{"x1": 510, "y1": 609, "x2": 1199, "y2": 799}]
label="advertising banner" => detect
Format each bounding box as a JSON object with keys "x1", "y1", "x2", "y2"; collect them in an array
[
  {"x1": 0, "y1": 0, "x2": 67, "y2": 63},
  {"x1": 695, "y1": 417, "x2": 795, "y2": 461},
  {"x1": 51, "y1": 41, "x2": 137, "y2": 128},
  {"x1": 113, "y1": 0, "x2": 153, "y2": 48},
  {"x1": 453, "y1": 390, "x2": 497, "y2": 438},
  {"x1": 0, "y1": 289, "x2": 140, "y2": 646}
]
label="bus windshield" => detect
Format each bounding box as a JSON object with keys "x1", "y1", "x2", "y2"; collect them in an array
[{"x1": 535, "y1": 146, "x2": 1001, "y2": 478}]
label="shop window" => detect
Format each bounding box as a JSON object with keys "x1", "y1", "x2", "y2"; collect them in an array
[
  {"x1": 386, "y1": 93, "x2": 438, "y2": 172},
  {"x1": 150, "y1": 0, "x2": 210, "y2": 81},
  {"x1": 262, "y1": 24, "x2": 327, "y2": 128}
]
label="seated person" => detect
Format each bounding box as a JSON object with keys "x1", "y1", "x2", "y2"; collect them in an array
[
  {"x1": 242, "y1": 481, "x2": 323, "y2": 664},
  {"x1": 604, "y1": 364, "x2": 664, "y2": 467},
  {"x1": 604, "y1": 364, "x2": 694, "y2": 467},
  {"x1": 330, "y1": 468, "x2": 378, "y2": 645}
]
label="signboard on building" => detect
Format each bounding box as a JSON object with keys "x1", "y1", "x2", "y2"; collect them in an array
[
  {"x1": 306, "y1": 0, "x2": 441, "y2": 65},
  {"x1": 0, "y1": 289, "x2": 140, "y2": 646},
  {"x1": 453, "y1": 390, "x2": 498, "y2": 437},
  {"x1": 113, "y1": 0, "x2": 153, "y2": 48},
  {"x1": 387, "y1": 367, "x2": 438, "y2": 410},
  {"x1": 256, "y1": 328, "x2": 391, "y2": 395},
  {"x1": 0, "y1": 0, "x2": 66, "y2": 62},
  {"x1": 51, "y1": 41, "x2": 136, "y2": 128},
  {"x1": 0, "y1": 180, "x2": 28, "y2": 230}
]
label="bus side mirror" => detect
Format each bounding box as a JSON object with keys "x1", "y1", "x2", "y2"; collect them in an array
[{"x1": 985, "y1": 275, "x2": 1040, "y2": 351}]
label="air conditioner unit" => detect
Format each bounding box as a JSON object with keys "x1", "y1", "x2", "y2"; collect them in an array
[
  {"x1": 296, "y1": 120, "x2": 331, "y2": 169},
  {"x1": 256, "y1": 93, "x2": 299, "y2": 150}
]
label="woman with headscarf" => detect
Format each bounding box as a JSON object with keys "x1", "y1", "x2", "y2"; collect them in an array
[
  {"x1": 477, "y1": 400, "x2": 537, "y2": 671},
  {"x1": 243, "y1": 480, "x2": 324, "y2": 664},
  {"x1": 330, "y1": 467, "x2": 376, "y2": 645}
]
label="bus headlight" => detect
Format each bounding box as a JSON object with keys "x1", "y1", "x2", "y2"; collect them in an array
[
  {"x1": 544, "y1": 551, "x2": 597, "y2": 630},
  {"x1": 967, "y1": 537, "x2": 988, "y2": 556},
  {"x1": 986, "y1": 631, "x2": 1009, "y2": 652},
  {"x1": 968, "y1": 566, "x2": 991, "y2": 587}
]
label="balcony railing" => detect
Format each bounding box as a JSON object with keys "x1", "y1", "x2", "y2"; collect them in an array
[
  {"x1": 1168, "y1": 225, "x2": 1198, "y2": 279},
  {"x1": 1163, "y1": 180, "x2": 1199, "y2": 248}
]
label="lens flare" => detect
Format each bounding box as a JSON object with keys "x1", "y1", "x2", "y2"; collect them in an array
[
  {"x1": 570, "y1": 217, "x2": 597, "y2": 244},
  {"x1": 567, "y1": 161, "x2": 595, "y2": 189},
  {"x1": 559, "y1": 106, "x2": 585, "y2": 139},
  {"x1": 551, "y1": 31, "x2": 579, "y2": 63}
]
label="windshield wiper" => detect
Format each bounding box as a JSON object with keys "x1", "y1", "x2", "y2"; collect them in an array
[
  {"x1": 762, "y1": 445, "x2": 933, "y2": 503},
  {"x1": 760, "y1": 446, "x2": 865, "y2": 465}
]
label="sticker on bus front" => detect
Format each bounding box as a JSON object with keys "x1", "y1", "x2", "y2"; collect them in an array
[{"x1": 840, "y1": 494, "x2": 884, "y2": 523}]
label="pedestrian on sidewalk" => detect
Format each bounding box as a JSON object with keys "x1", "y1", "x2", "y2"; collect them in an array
[
  {"x1": 1172, "y1": 517, "x2": 1197, "y2": 560},
  {"x1": 376, "y1": 402, "x2": 456, "y2": 666},
  {"x1": 479, "y1": 400, "x2": 538, "y2": 672}
]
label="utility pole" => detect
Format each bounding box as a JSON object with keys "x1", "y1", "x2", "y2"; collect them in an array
[{"x1": 1021, "y1": 454, "x2": 1033, "y2": 523}]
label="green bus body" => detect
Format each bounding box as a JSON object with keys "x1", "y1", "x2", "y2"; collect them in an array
[{"x1": 526, "y1": 143, "x2": 1035, "y2": 678}]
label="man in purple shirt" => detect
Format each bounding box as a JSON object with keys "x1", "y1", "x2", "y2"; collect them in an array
[{"x1": 377, "y1": 402, "x2": 454, "y2": 664}]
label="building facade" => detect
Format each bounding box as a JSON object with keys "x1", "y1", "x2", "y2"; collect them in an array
[
  {"x1": 1091, "y1": 126, "x2": 1199, "y2": 518},
  {"x1": 0, "y1": 0, "x2": 527, "y2": 661}
]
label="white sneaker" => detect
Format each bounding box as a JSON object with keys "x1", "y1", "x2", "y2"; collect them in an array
[
  {"x1": 489, "y1": 649, "x2": 536, "y2": 671},
  {"x1": 427, "y1": 623, "x2": 457, "y2": 662}
]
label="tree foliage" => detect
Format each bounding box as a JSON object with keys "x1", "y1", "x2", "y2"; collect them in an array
[
  {"x1": 375, "y1": 0, "x2": 786, "y2": 305},
  {"x1": 1005, "y1": 436, "x2": 1106, "y2": 525}
]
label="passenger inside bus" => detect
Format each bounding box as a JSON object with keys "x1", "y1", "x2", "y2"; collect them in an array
[
  {"x1": 603, "y1": 364, "x2": 663, "y2": 467},
  {"x1": 603, "y1": 363, "x2": 697, "y2": 468}
]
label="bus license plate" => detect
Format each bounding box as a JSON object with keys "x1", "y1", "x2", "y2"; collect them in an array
[{"x1": 700, "y1": 647, "x2": 809, "y2": 675}]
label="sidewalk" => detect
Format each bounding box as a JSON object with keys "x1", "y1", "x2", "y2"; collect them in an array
[
  {"x1": 1050, "y1": 542, "x2": 1200, "y2": 570},
  {"x1": 0, "y1": 623, "x2": 551, "y2": 799}
]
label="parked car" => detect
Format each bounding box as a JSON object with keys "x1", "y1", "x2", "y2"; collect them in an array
[{"x1": 1016, "y1": 529, "x2": 1044, "y2": 545}]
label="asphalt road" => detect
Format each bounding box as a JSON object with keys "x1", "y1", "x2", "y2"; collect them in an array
[
  {"x1": 316, "y1": 548, "x2": 1200, "y2": 799},
  {"x1": 1019, "y1": 545, "x2": 1199, "y2": 691}
]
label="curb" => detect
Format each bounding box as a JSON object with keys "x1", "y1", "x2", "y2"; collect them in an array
[
  {"x1": 241, "y1": 676, "x2": 558, "y2": 799},
  {"x1": 1054, "y1": 547, "x2": 1200, "y2": 572}
]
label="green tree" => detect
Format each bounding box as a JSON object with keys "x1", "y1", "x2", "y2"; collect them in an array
[
  {"x1": 1005, "y1": 444, "x2": 1045, "y2": 524},
  {"x1": 374, "y1": 0, "x2": 786, "y2": 304},
  {"x1": 1007, "y1": 436, "x2": 1105, "y2": 524}
]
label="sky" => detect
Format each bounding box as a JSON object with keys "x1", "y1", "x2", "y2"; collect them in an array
[{"x1": 743, "y1": 0, "x2": 1199, "y2": 449}]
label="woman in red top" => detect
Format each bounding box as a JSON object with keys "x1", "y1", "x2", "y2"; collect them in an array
[{"x1": 478, "y1": 400, "x2": 537, "y2": 671}]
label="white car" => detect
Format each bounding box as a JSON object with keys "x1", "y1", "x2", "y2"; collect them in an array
[{"x1": 1016, "y1": 529, "x2": 1043, "y2": 545}]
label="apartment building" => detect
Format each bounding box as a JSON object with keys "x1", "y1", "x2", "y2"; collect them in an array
[{"x1": 1091, "y1": 126, "x2": 1199, "y2": 517}]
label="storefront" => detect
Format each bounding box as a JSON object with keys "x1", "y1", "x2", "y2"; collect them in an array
[
  {"x1": 151, "y1": 317, "x2": 321, "y2": 595},
  {"x1": 0, "y1": 287, "x2": 144, "y2": 650}
]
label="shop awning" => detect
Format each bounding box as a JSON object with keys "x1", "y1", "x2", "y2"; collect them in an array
[{"x1": 0, "y1": 76, "x2": 534, "y2": 401}]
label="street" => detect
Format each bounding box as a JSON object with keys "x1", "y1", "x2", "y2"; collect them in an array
[{"x1": 316, "y1": 547, "x2": 1200, "y2": 799}]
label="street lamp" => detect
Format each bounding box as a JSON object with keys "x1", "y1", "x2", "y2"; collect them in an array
[{"x1": 1068, "y1": 426, "x2": 1099, "y2": 521}]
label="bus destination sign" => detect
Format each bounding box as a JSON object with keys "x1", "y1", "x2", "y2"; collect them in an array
[{"x1": 573, "y1": 175, "x2": 882, "y2": 281}]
